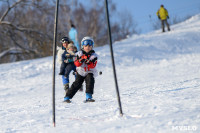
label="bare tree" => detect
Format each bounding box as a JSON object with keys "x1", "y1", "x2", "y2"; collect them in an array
[
  {"x1": 112, "y1": 10, "x2": 138, "y2": 41},
  {"x1": 0, "y1": 0, "x2": 138, "y2": 63},
  {"x1": 0, "y1": 0, "x2": 54, "y2": 63}
]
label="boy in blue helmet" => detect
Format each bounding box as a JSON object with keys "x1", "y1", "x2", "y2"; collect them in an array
[{"x1": 64, "y1": 36, "x2": 98, "y2": 103}]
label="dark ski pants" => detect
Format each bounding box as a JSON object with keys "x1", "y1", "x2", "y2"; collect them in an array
[
  {"x1": 65, "y1": 73, "x2": 95, "y2": 99},
  {"x1": 161, "y1": 19, "x2": 170, "y2": 32},
  {"x1": 59, "y1": 62, "x2": 66, "y2": 75},
  {"x1": 64, "y1": 63, "x2": 76, "y2": 77},
  {"x1": 60, "y1": 62, "x2": 76, "y2": 77}
]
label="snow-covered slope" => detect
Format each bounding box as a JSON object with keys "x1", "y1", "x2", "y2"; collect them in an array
[{"x1": 1, "y1": 14, "x2": 200, "y2": 133}]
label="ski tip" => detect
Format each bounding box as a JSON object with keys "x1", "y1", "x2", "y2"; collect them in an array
[
  {"x1": 63, "y1": 100, "x2": 71, "y2": 103},
  {"x1": 83, "y1": 99, "x2": 95, "y2": 103}
]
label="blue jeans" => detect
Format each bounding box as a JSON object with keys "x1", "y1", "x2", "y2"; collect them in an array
[{"x1": 62, "y1": 75, "x2": 76, "y2": 85}]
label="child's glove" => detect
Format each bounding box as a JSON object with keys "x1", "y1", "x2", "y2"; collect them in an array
[
  {"x1": 78, "y1": 54, "x2": 88, "y2": 63},
  {"x1": 81, "y1": 55, "x2": 88, "y2": 60},
  {"x1": 85, "y1": 57, "x2": 97, "y2": 64},
  {"x1": 90, "y1": 57, "x2": 97, "y2": 63},
  {"x1": 85, "y1": 59, "x2": 90, "y2": 64}
]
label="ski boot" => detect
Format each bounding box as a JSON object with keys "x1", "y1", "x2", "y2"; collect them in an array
[
  {"x1": 64, "y1": 83, "x2": 69, "y2": 95},
  {"x1": 84, "y1": 93, "x2": 95, "y2": 103},
  {"x1": 64, "y1": 96, "x2": 71, "y2": 103}
]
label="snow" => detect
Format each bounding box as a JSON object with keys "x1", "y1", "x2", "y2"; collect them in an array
[{"x1": 1, "y1": 14, "x2": 200, "y2": 133}]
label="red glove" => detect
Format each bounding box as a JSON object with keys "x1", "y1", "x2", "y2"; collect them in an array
[
  {"x1": 81, "y1": 55, "x2": 88, "y2": 59},
  {"x1": 87, "y1": 59, "x2": 97, "y2": 69},
  {"x1": 74, "y1": 55, "x2": 88, "y2": 66}
]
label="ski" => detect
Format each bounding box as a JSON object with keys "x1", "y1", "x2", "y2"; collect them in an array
[
  {"x1": 63, "y1": 100, "x2": 71, "y2": 103},
  {"x1": 83, "y1": 99, "x2": 95, "y2": 103}
]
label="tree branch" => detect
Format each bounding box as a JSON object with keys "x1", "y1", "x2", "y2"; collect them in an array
[
  {"x1": 0, "y1": 0, "x2": 24, "y2": 22},
  {"x1": 8, "y1": 31, "x2": 40, "y2": 55},
  {"x1": 0, "y1": 47, "x2": 23, "y2": 59},
  {"x1": 0, "y1": 21, "x2": 49, "y2": 37}
]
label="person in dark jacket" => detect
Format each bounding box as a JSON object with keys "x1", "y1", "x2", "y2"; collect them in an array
[
  {"x1": 59, "y1": 43, "x2": 77, "y2": 94},
  {"x1": 59, "y1": 44, "x2": 76, "y2": 76},
  {"x1": 57, "y1": 37, "x2": 76, "y2": 93}
]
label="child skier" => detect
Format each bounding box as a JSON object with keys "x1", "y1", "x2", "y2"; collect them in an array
[
  {"x1": 64, "y1": 36, "x2": 98, "y2": 103},
  {"x1": 57, "y1": 37, "x2": 76, "y2": 94},
  {"x1": 59, "y1": 43, "x2": 76, "y2": 77}
]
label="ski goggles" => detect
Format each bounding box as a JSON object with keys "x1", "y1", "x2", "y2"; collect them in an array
[
  {"x1": 61, "y1": 39, "x2": 70, "y2": 43},
  {"x1": 82, "y1": 40, "x2": 94, "y2": 47}
]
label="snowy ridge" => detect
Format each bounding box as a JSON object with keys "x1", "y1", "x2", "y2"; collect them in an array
[{"x1": 1, "y1": 14, "x2": 200, "y2": 133}]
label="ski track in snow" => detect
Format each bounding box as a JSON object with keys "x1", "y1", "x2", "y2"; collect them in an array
[{"x1": 1, "y1": 14, "x2": 200, "y2": 133}]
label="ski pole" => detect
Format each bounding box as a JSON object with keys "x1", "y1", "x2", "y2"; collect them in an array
[
  {"x1": 52, "y1": 0, "x2": 60, "y2": 127},
  {"x1": 105, "y1": 0, "x2": 123, "y2": 116}
]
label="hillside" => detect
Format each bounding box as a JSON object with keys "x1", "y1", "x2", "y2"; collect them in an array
[{"x1": 1, "y1": 14, "x2": 200, "y2": 133}]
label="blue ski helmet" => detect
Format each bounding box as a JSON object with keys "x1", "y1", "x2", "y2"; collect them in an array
[{"x1": 81, "y1": 36, "x2": 94, "y2": 48}]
